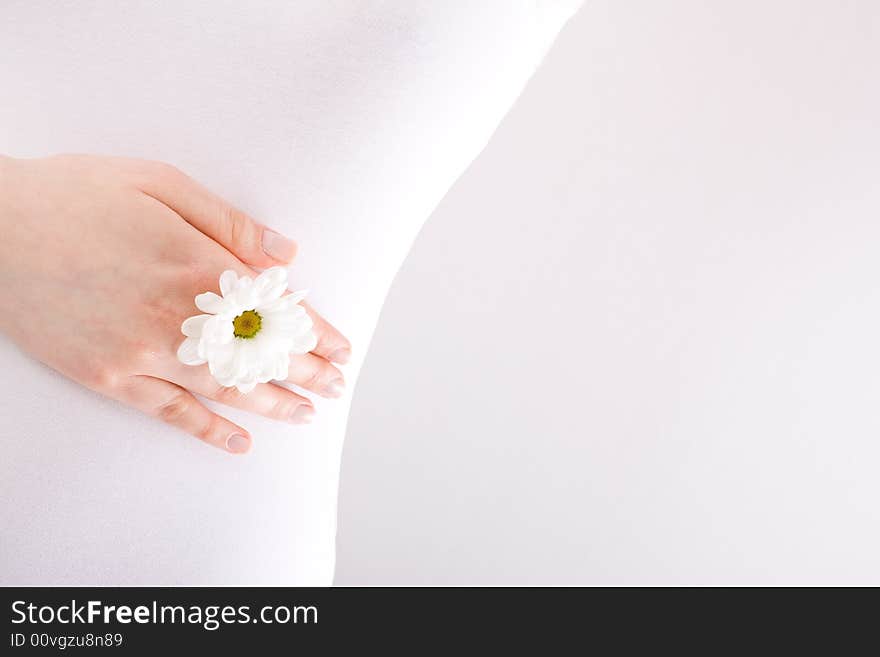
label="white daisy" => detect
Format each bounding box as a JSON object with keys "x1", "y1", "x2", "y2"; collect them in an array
[{"x1": 177, "y1": 267, "x2": 317, "y2": 393}]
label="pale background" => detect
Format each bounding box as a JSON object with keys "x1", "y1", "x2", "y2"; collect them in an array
[{"x1": 336, "y1": 0, "x2": 880, "y2": 584}]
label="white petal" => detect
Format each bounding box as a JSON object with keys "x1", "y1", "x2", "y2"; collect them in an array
[
  {"x1": 290, "y1": 329, "x2": 318, "y2": 354},
  {"x1": 237, "y1": 356, "x2": 260, "y2": 388},
  {"x1": 255, "y1": 266, "x2": 288, "y2": 289},
  {"x1": 257, "y1": 294, "x2": 307, "y2": 316},
  {"x1": 177, "y1": 338, "x2": 206, "y2": 366},
  {"x1": 181, "y1": 314, "x2": 211, "y2": 338},
  {"x1": 286, "y1": 289, "x2": 308, "y2": 305},
  {"x1": 231, "y1": 341, "x2": 252, "y2": 380},
  {"x1": 264, "y1": 309, "x2": 313, "y2": 332},
  {"x1": 195, "y1": 292, "x2": 225, "y2": 314},
  {"x1": 202, "y1": 315, "x2": 234, "y2": 345},
  {"x1": 207, "y1": 342, "x2": 237, "y2": 379},
  {"x1": 258, "y1": 358, "x2": 278, "y2": 382},
  {"x1": 253, "y1": 266, "x2": 289, "y2": 304},
  {"x1": 219, "y1": 270, "x2": 239, "y2": 297},
  {"x1": 236, "y1": 380, "x2": 258, "y2": 394},
  {"x1": 230, "y1": 277, "x2": 258, "y2": 309},
  {"x1": 274, "y1": 358, "x2": 290, "y2": 381}
]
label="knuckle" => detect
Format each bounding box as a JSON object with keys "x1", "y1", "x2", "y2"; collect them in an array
[
  {"x1": 321, "y1": 334, "x2": 350, "y2": 355},
  {"x1": 128, "y1": 341, "x2": 161, "y2": 373},
  {"x1": 213, "y1": 385, "x2": 244, "y2": 405},
  {"x1": 303, "y1": 366, "x2": 325, "y2": 390},
  {"x1": 81, "y1": 363, "x2": 122, "y2": 391},
  {"x1": 149, "y1": 160, "x2": 185, "y2": 185},
  {"x1": 156, "y1": 392, "x2": 192, "y2": 424},
  {"x1": 314, "y1": 331, "x2": 332, "y2": 352},
  {"x1": 270, "y1": 398, "x2": 294, "y2": 421},
  {"x1": 195, "y1": 415, "x2": 220, "y2": 444},
  {"x1": 220, "y1": 204, "x2": 252, "y2": 250},
  {"x1": 313, "y1": 321, "x2": 348, "y2": 353},
  {"x1": 125, "y1": 158, "x2": 187, "y2": 192}
]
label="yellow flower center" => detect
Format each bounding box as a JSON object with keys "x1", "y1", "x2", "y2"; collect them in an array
[{"x1": 232, "y1": 310, "x2": 262, "y2": 339}]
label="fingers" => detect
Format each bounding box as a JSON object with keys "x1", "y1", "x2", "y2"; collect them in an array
[
  {"x1": 170, "y1": 365, "x2": 316, "y2": 424},
  {"x1": 302, "y1": 301, "x2": 352, "y2": 364},
  {"x1": 136, "y1": 161, "x2": 297, "y2": 268},
  {"x1": 286, "y1": 352, "x2": 346, "y2": 398},
  {"x1": 119, "y1": 375, "x2": 253, "y2": 454},
  {"x1": 131, "y1": 160, "x2": 352, "y2": 366}
]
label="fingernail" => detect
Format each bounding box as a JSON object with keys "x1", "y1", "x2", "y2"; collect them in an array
[
  {"x1": 261, "y1": 229, "x2": 297, "y2": 262},
  {"x1": 226, "y1": 433, "x2": 250, "y2": 454},
  {"x1": 328, "y1": 348, "x2": 351, "y2": 365},
  {"x1": 290, "y1": 404, "x2": 315, "y2": 424},
  {"x1": 323, "y1": 378, "x2": 345, "y2": 398}
]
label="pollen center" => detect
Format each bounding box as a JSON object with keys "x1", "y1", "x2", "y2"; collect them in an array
[{"x1": 232, "y1": 309, "x2": 262, "y2": 339}]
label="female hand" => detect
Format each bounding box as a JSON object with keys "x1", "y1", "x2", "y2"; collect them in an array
[{"x1": 0, "y1": 154, "x2": 351, "y2": 454}]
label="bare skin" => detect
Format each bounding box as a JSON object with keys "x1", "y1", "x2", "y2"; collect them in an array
[{"x1": 0, "y1": 154, "x2": 351, "y2": 454}]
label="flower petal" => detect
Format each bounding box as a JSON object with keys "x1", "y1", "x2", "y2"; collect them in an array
[
  {"x1": 181, "y1": 314, "x2": 211, "y2": 338},
  {"x1": 258, "y1": 358, "x2": 279, "y2": 382},
  {"x1": 219, "y1": 270, "x2": 239, "y2": 297},
  {"x1": 207, "y1": 342, "x2": 236, "y2": 379},
  {"x1": 253, "y1": 266, "x2": 289, "y2": 304},
  {"x1": 290, "y1": 329, "x2": 318, "y2": 354},
  {"x1": 274, "y1": 358, "x2": 290, "y2": 381},
  {"x1": 262, "y1": 311, "x2": 313, "y2": 337},
  {"x1": 255, "y1": 266, "x2": 288, "y2": 289},
  {"x1": 195, "y1": 292, "x2": 225, "y2": 314},
  {"x1": 202, "y1": 315, "x2": 234, "y2": 345},
  {"x1": 177, "y1": 337, "x2": 207, "y2": 366},
  {"x1": 234, "y1": 276, "x2": 255, "y2": 306},
  {"x1": 257, "y1": 294, "x2": 307, "y2": 316},
  {"x1": 236, "y1": 380, "x2": 258, "y2": 394},
  {"x1": 230, "y1": 340, "x2": 252, "y2": 380}
]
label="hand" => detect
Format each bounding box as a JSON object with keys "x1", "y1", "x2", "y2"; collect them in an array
[{"x1": 0, "y1": 154, "x2": 351, "y2": 454}]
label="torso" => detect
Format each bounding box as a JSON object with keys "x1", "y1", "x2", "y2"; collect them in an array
[{"x1": 0, "y1": 0, "x2": 580, "y2": 584}]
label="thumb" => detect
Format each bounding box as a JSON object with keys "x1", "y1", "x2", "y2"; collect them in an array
[{"x1": 135, "y1": 160, "x2": 297, "y2": 267}]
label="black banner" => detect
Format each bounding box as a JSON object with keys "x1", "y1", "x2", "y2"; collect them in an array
[{"x1": 0, "y1": 586, "x2": 864, "y2": 651}]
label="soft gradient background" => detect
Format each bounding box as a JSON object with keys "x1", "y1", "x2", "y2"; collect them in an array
[{"x1": 335, "y1": 0, "x2": 880, "y2": 585}]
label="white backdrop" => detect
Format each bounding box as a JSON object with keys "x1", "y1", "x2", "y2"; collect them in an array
[{"x1": 336, "y1": 0, "x2": 880, "y2": 584}]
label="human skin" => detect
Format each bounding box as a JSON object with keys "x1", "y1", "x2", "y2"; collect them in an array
[{"x1": 0, "y1": 154, "x2": 351, "y2": 454}]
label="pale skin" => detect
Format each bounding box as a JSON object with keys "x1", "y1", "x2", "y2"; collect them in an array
[{"x1": 0, "y1": 154, "x2": 351, "y2": 454}]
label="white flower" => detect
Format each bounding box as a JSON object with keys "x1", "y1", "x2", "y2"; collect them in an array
[{"x1": 177, "y1": 267, "x2": 317, "y2": 393}]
